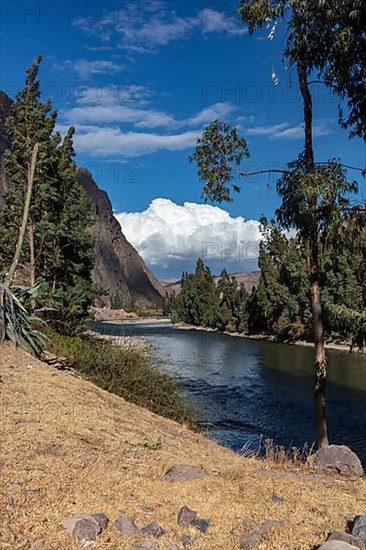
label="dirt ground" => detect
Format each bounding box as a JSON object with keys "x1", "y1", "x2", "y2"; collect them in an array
[{"x1": 1, "y1": 342, "x2": 365, "y2": 549}]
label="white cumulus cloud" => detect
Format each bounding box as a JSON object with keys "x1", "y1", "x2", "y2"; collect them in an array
[{"x1": 115, "y1": 198, "x2": 261, "y2": 278}]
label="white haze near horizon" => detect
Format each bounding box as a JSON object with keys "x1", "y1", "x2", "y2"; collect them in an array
[{"x1": 115, "y1": 198, "x2": 262, "y2": 279}]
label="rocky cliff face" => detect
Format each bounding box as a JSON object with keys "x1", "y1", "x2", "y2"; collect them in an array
[
  {"x1": 76, "y1": 168, "x2": 164, "y2": 308},
  {"x1": 0, "y1": 91, "x2": 163, "y2": 308}
]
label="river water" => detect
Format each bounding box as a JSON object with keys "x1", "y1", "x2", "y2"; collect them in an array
[{"x1": 91, "y1": 321, "x2": 366, "y2": 464}]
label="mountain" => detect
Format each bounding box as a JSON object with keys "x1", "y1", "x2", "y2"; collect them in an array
[
  {"x1": 76, "y1": 168, "x2": 164, "y2": 308},
  {"x1": 161, "y1": 271, "x2": 261, "y2": 295},
  {"x1": 0, "y1": 91, "x2": 163, "y2": 308}
]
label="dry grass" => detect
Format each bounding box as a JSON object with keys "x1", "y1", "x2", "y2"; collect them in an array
[{"x1": 1, "y1": 342, "x2": 365, "y2": 550}]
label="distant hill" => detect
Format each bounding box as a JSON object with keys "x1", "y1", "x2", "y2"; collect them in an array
[{"x1": 161, "y1": 271, "x2": 261, "y2": 295}]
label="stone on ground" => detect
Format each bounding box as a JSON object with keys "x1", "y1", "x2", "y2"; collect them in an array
[
  {"x1": 327, "y1": 530, "x2": 364, "y2": 549},
  {"x1": 177, "y1": 506, "x2": 197, "y2": 526},
  {"x1": 114, "y1": 516, "x2": 140, "y2": 536},
  {"x1": 308, "y1": 445, "x2": 363, "y2": 477},
  {"x1": 162, "y1": 464, "x2": 209, "y2": 482},
  {"x1": 142, "y1": 521, "x2": 165, "y2": 537},
  {"x1": 351, "y1": 516, "x2": 366, "y2": 543},
  {"x1": 318, "y1": 541, "x2": 361, "y2": 550}
]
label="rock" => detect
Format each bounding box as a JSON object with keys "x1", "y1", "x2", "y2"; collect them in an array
[
  {"x1": 131, "y1": 540, "x2": 159, "y2": 550},
  {"x1": 73, "y1": 518, "x2": 101, "y2": 547},
  {"x1": 271, "y1": 493, "x2": 284, "y2": 505},
  {"x1": 179, "y1": 534, "x2": 193, "y2": 548},
  {"x1": 142, "y1": 521, "x2": 165, "y2": 537},
  {"x1": 91, "y1": 513, "x2": 109, "y2": 530},
  {"x1": 318, "y1": 542, "x2": 361, "y2": 550},
  {"x1": 240, "y1": 520, "x2": 282, "y2": 549},
  {"x1": 177, "y1": 506, "x2": 197, "y2": 527},
  {"x1": 77, "y1": 167, "x2": 164, "y2": 309},
  {"x1": 30, "y1": 540, "x2": 45, "y2": 550},
  {"x1": 191, "y1": 519, "x2": 210, "y2": 533},
  {"x1": 328, "y1": 530, "x2": 364, "y2": 549},
  {"x1": 62, "y1": 514, "x2": 100, "y2": 536},
  {"x1": 114, "y1": 516, "x2": 140, "y2": 536},
  {"x1": 166, "y1": 544, "x2": 180, "y2": 550},
  {"x1": 162, "y1": 464, "x2": 209, "y2": 482},
  {"x1": 308, "y1": 445, "x2": 363, "y2": 477},
  {"x1": 352, "y1": 516, "x2": 366, "y2": 543}
]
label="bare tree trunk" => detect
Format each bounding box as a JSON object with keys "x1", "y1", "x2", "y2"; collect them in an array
[
  {"x1": 28, "y1": 219, "x2": 36, "y2": 286},
  {"x1": 4, "y1": 144, "x2": 39, "y2": 289},
  {"x1": 295, "y1": 10, "x2": 329, "y2": 448},
  {"x1": 310, "y1": 238, "x2": 329, "y2": 447}
]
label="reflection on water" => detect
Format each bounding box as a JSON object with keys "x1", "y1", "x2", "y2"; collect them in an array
[{"x1": 90, "y1": 321, "x2": 366, "y2": 464}]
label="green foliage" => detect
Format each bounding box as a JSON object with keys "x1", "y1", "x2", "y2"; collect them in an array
[
  {"x1": 323, "y1": 302, "x2": 366, "y2": 352},
  {"x1": 189, "y1": 120, "x2": 249, "y2": 203},
  {"x1": 49, "y1": 332, "x2": 193, "y2": 424},
  {"x1": 175, "y1": 259, "x2": 220, "y2": 328},
  {"x1": 238, "y1": 0, "x2": 366, "y2": 139},
  {"x1": 0, "y1": 57, "x2": 96, "y2": 332},
  {"x1": 168, "y1": 260, "x2": 250, "y2": 333},
  {"x1": 276, "y1": 155, "x2": 358, "y2": 241},
  {"x1": 0, "y1": 283, "x2": 47, "y2": 357},
  {"x1": 168, "y1": 220, "x2": 365, "y2": 346}
]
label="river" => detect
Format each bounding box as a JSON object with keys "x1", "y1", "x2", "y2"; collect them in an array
[{"x1": 91, "y1": 321, "x2": 366, "y2": 464}]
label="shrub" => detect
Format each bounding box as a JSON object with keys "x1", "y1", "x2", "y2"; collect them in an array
[{"x1": 49, "y1": 332, "x2": 193, "y2": 425}]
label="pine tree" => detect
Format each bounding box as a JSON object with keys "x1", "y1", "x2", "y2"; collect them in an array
[
  {"x1": 0, "y1": 56, "x2": 59, "y2": 284},
  {"x1": 0, "y1": 57, "x2": 96, "y2": 332}
]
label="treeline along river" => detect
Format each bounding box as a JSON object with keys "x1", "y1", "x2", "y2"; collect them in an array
[{"x1": 91, "y1": 321, "x2": 366, "y2": 465}]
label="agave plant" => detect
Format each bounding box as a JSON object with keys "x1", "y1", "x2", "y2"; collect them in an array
[{"x1": 0, "y1": 283, "x2": 48, "y2": 357}]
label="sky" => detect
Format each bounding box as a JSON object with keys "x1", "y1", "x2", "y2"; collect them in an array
[{"x1": 1, "y1": 0, "x2": 365, "y2": 278}]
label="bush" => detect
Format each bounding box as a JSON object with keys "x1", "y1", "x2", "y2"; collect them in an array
[
  {"x1": 0, "y1": 283, "x2": 46, "y2": 357},
  {"x1": 49, "y1": 332, "x2": 193, "y2": 425}
]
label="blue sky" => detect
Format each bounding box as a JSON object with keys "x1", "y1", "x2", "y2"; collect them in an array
[{"x1": 1, "y1": 0, "x2": 365, "y2": 278}]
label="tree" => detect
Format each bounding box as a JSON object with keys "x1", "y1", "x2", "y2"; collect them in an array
[
  {"x1": 0, "y1": 56, "x2": 59, "y2": 285},
  {"x1": 0, "y1": 57, "x2": 96, "y2": 332},
  {"x1": 190, "y1": 1, "x2": 364, "y2": 448},
  {"x1": 217, "y1": 269, "x2": 249, "y2": 332},
  {"x1": 300, "y1": 0, "x2": 366, "y2": 139}
]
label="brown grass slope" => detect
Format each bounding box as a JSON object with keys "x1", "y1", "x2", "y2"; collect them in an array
[{"x1": 1, "y1": 344, "x2": 365, "y2": 549}]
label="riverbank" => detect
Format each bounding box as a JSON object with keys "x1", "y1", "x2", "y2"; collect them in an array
[
  {"x1": 1, "y1": 342, "x2": 365, "y2": 549},
  {"x1": 175, "y1": 322, "x2": 355, "y2": 353},
  {"x1": 84, "y1": 328, "x2": 153, "y2": 356}
]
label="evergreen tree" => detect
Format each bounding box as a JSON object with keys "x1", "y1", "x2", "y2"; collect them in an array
[
  {"x1": 0, "y1": 56, "x2": 59, "y2": 283},
  {"x1": 0, "y1": 57, "x2": 96, "y2": 332}
]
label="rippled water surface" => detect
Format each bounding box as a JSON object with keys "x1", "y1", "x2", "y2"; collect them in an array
[{"x1": 91, "y1": 321, "x2": 366, "y2": 463}]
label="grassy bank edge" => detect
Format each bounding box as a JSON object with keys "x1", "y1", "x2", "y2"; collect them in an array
[{"x1": 48, "y1": 331, "x2": 193, "y2": 426}]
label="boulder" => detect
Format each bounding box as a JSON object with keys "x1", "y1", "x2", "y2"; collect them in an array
[
  {"x1": 162, "y1": 464, "x2": 209, "y2": 482},
  {"x1": 73, "y1": 518, "x2": 101, "y2": 547},
  {"x1": 352, "y1": 516, "x2": 366, "y2": 543},
  {"x1": 308, "y1": 445, "x2": 363, "y2": 477},
  {"x1": 318, "y1": 541, "x2": 361, "y2": 550},
  {"x1": 91, "y1": 513, "x2": 109, "y2": 531},
  {"x1": 191, "y1": 518, "x2": 210, "y2": 533},
  {"x1": 327, "y1": 530, "x2": 364, "y2": 549},
  {"x1": 177, "y1": 506, "x2": 197, "y2": 527},
  {"x1": 114, "y1": 516, "x2": 140, "y2": 536},
  {"x1": 142, "y1": 522, "x2": 165, "y2": 537},
  {"x1": 62, "y1": 513, "x2": 106, "y2": 547}
]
